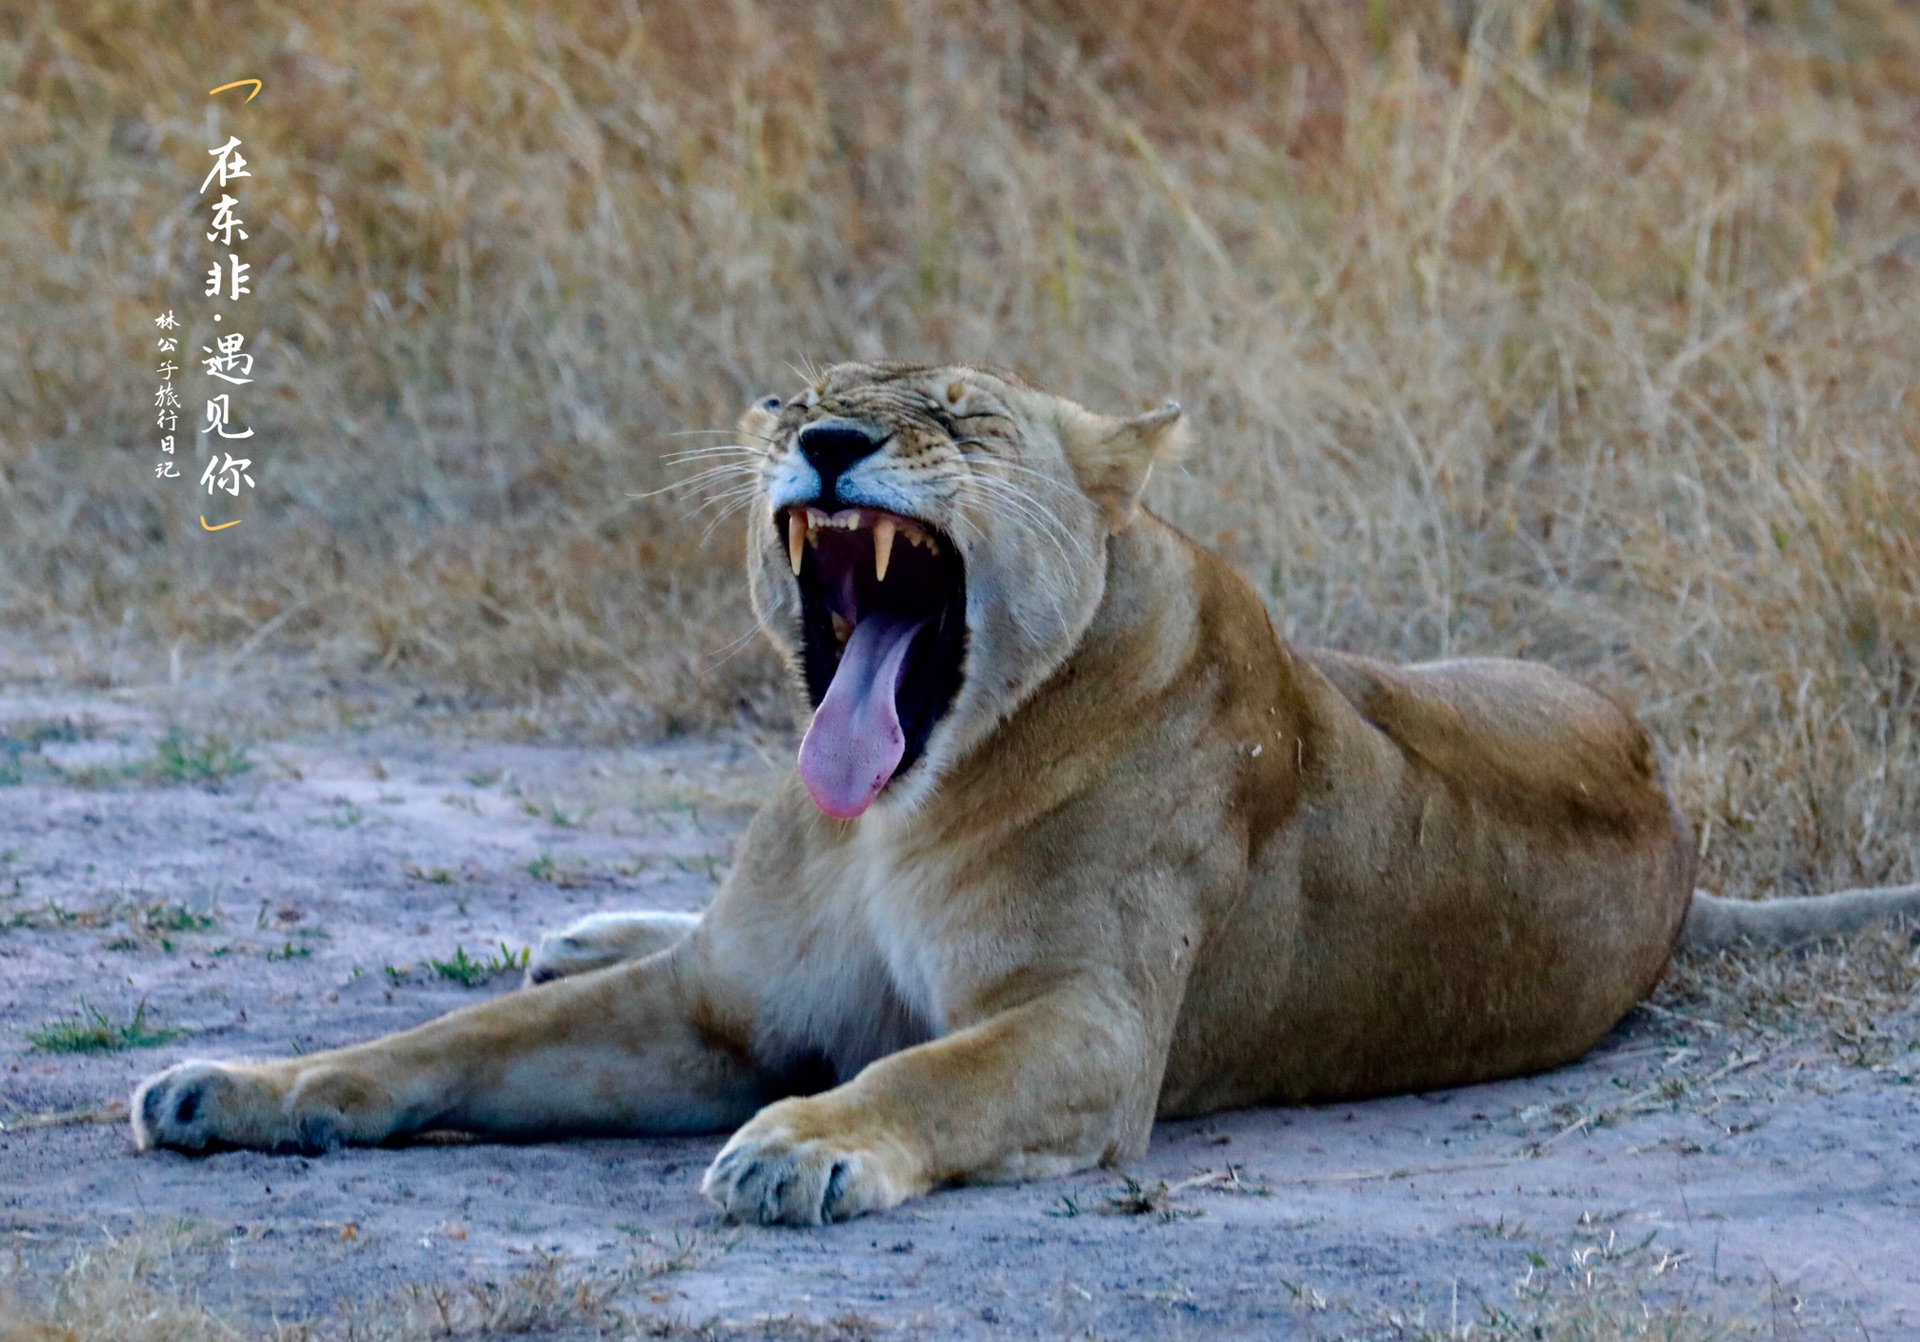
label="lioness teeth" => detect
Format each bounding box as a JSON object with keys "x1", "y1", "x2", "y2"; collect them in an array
[
  {"x1": 786, "y1": 508, "x2": 940, "y2": 577},
  {"x1": 831, "y1": 612, "x2": 852, "y2": 644}
]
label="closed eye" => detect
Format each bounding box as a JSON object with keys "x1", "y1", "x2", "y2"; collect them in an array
[{"x1": 923, "y1": 400, "x2": 1011, "y2": 445}]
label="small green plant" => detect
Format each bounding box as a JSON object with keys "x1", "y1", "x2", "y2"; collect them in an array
[
  {"x1": 26, "y1": 1000, "x2": 184, "y2": 1053},
  {"x1": 265, "y1": 941, "x2": 311, "y2": 962},
  {"x1": 522, "y1": 854, "x2": 590, "y2": 887},
  {"x1": 3, "y1": 897, "x2": 215, "y2": 938},
  {"x1": 137, "y1": 902, "x2": 218, "y2": 934},
  {"x1": 521, "y1": 796, "x2": 595, "y2": 828},
  {"x1": 431, "y1": 942, "x2": 530, "y2": 987},
  {"x1": 148, "y1": 732, "x2": 252, "y2": 784},
  {"x1": 670, "y1": 853, "x2": 725, "y2": 884},
  {"x1": 431, "y1": 945, "x2": 487, "y2": 985},
  {"x1": 3, "y1": 900, "x2": 88, "y2": 931},
  {"x1": 0, "y1": 721, "x2": 81, "y2": 785}
]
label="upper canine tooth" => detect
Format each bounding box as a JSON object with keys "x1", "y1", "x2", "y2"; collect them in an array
[
  {"x1": 787, "y1": 512, "x2": 806, "y2": 576},
  {"x1": 873, "y1": 517, "x2": 896, "y2": 582}
]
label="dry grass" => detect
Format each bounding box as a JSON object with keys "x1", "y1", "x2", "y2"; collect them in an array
[
  {"x1": 1091, "y1": 1198, "x2": 1761, "y2": 1338},
  {"x1": 1659, "y1": 917, "x2": 1920, "y2": 1066},
  {"x1": 1468, "y1": 1242, "x2": 1758, "y2": 1342},
  {"x1": 2, "y1": 1222, "x2": 1757, "y2": 1342},
  {"x1": 0, "y1": 1228, "x2": 267, "y2": 1342},
  {"x1": 0, "y1": 1230, "x2": 883, "y2": 1341},
  {"x1": 2, "y1": 0, "x2": 1917, "y2": 899}
]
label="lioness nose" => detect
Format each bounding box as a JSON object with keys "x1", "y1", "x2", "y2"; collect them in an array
[{"x1": 797, "y1": 418, "x2": 887, "y2": 499}]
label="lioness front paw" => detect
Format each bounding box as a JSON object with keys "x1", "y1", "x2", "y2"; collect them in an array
[
  {"x1": 135, "y1": 1061, "x2": 283, "y2": 1153},
  {"x1": 133, "y1": 1060, "x2": 366, "y2": 1155},
  {"x1": 701, "y1": 1100, "x2": 917, "y2": 1227}
]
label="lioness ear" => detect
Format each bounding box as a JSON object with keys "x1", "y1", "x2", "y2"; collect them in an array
[
  {"x1": 1059, "y1": 400, "x2": 1186, "y2": 529},
  {"x1": 738, "y1": 393, "x2": 784, "y2": 445}
]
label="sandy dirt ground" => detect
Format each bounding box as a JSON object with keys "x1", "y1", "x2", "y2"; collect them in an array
[{"x1": 2, "y1": 688, "x2": 1916, "y2": 1339}]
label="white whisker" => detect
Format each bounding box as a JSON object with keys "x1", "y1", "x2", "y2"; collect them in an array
[
  {"x1": 944, "y1": 504, "x2": 1069, "y2": 645},
  {"x1": 631, "y1": 463, "x2": 762, "y2": 502},
  {"x1": 663, "y1": 445, "x2": 768, "y2": 463},
  {"x1": 962, "y1": 473, "x2": 1090, "y2": 569},
  {"x1": 699, "y1": 494, "x2": 763, "y2": 543}
]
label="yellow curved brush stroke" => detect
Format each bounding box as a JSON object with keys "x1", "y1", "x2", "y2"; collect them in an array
[
  {"x1": 199, "y1": 516, "x2": 242, "y2": 532},
  {"x1": 207, "y1": 79, "x2": 263, "y2": 102}
]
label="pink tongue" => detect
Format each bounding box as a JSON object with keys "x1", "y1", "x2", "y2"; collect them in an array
[{"x1": 798, "y1": 612, "x2": 930, "y2": 819}]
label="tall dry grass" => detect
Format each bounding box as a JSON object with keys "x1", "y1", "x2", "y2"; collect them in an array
[{"x1": 1, "y1": 0, "x2": 1916, "y2": 899}]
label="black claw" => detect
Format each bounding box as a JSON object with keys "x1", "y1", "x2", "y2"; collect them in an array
[
  {"x1": 295, "y1": 1112, "x2": 344, "y2": 1155},
  {"x1": 823, "y1": 1161, "x2": 850, "y2": 1220}
]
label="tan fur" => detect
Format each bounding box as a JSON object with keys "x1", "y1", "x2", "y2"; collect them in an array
[{"x1": 136, "y1": 363, "x2": 1880, "y2": 1226}]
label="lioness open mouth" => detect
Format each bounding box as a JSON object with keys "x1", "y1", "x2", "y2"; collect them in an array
[{"x1": 779, "y1": 506, "x2": 967, "y2": 819}]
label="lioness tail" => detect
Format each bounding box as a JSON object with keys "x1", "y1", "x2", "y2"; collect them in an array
[{"x1": 1681, "y1": 883, "x2": 1920, "y2": 953}]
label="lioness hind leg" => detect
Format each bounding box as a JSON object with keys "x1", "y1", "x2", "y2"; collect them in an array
[{"x1": 525, "y1": 910, "x2": 701, "y2": 985}]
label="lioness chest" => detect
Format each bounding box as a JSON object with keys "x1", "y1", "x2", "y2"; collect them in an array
[{"x1": 747, "y1": 811, "x2": 978, "y2": 1084}]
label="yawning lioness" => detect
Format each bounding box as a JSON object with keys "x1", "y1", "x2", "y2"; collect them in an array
[{"x1": 133, "y1": 362, "x2": 1920, "y2": 1225}]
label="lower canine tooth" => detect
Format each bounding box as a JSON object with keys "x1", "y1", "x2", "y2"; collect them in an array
[
  {"x1": 832, "y1": 613, "x2": 852, "y2": 643},
  {"x1": 873, "y1": 517, "x2": 896, "y2": 582},
  {"x1": 787, "y1": 513, "x2": 806, "y2": 576}
]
